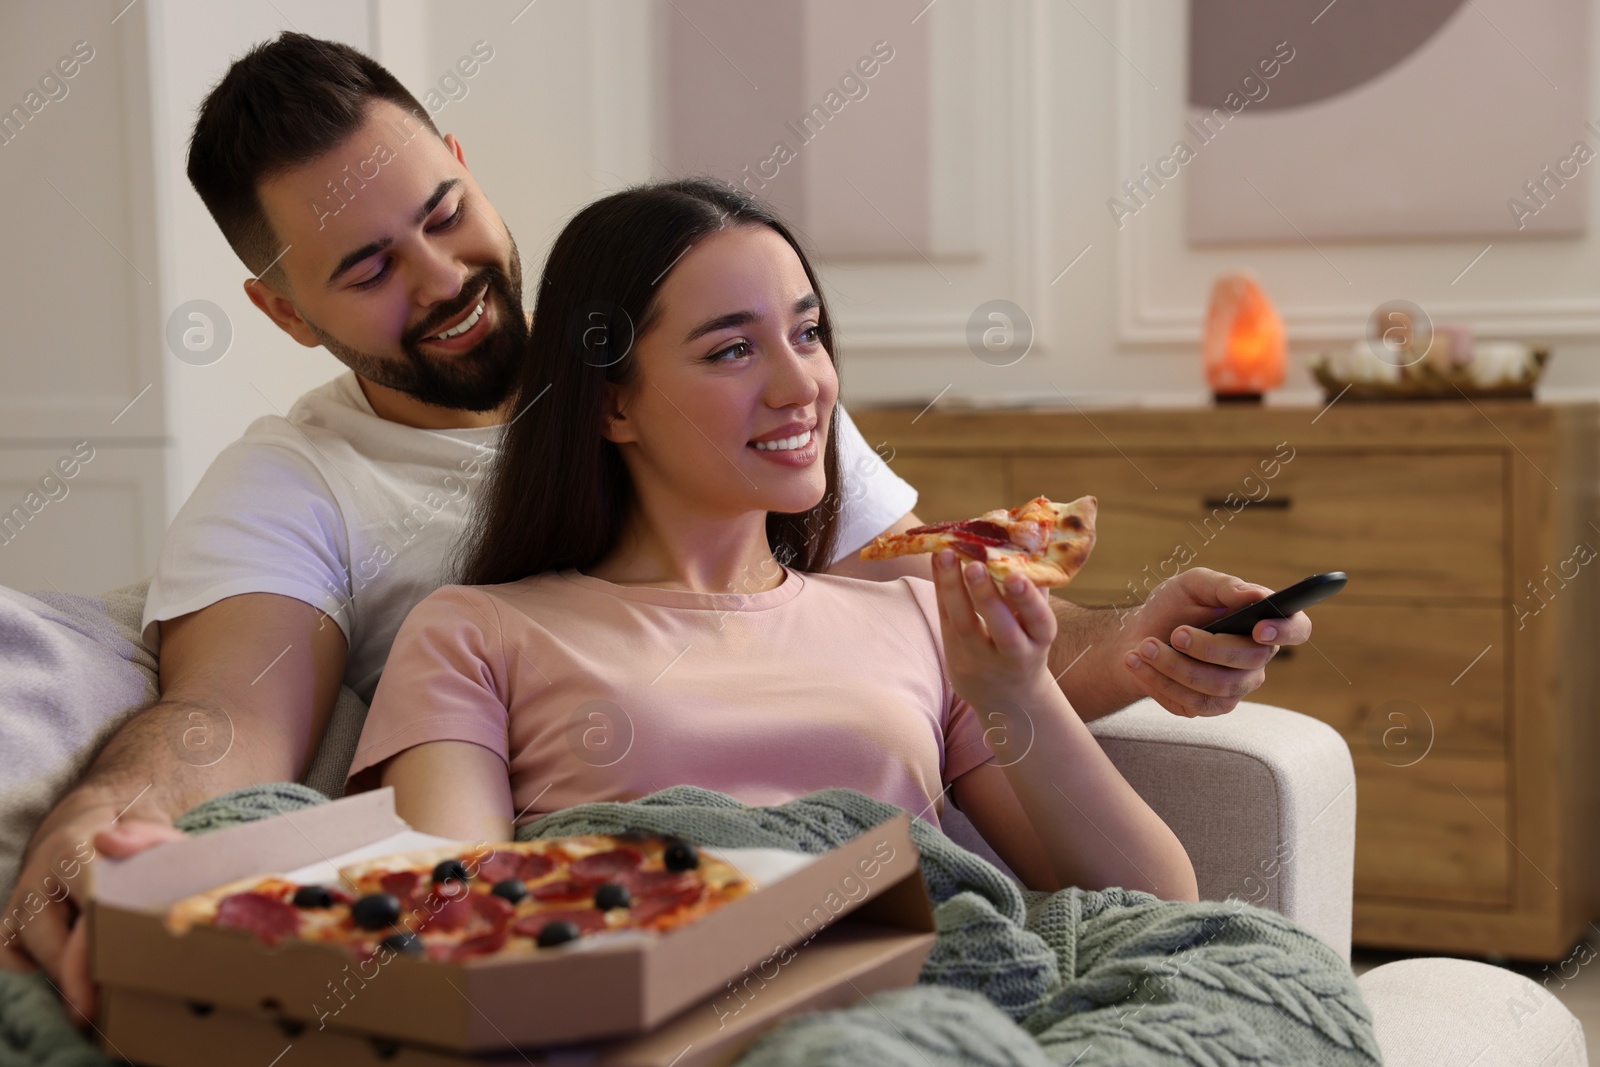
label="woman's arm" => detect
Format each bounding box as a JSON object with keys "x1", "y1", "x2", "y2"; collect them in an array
[
  {"x1": 378, "y1": 740, "x2": 516, "y2": 843},
  {"x1": 947, "y1": 763, "x2": 1059, "y2": 890},
  {"x1": 348, "y1": 587, "x2": 519, "y2": 843},
  {"x1": 934, "y1": 551, "x2": 1198, "y2": 902}
]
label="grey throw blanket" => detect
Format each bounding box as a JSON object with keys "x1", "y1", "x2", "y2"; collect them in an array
[{"x1": 0, "y1": 784, "x2": 1380, "y2": 1067}]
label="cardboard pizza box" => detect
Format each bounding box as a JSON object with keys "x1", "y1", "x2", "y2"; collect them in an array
[
  {"x1": 89, "y1": 789, "x2": 934, "y2": 1055},
  {"x1": 99, "y1": 920, "x2": 931, "y2": 1066}
]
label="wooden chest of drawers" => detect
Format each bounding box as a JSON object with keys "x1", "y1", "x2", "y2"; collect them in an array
[{"x1": 852, "y1": 400, "x2": 1600, "y2": 960}]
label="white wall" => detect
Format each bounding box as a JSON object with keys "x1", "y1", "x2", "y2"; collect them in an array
[
  {"x1": 1095, "y1": 0, "x2": 1600, "y2": 406},
  {"x1": 148, "y1": 0, "x2": 357, "y2": 514},
  {"x1": 828, "y1": 0, "x2": 1600, "y2": 409},
  {"x1": 8, "y1": 0, "x2": 1598, "y2": 595},
  {"x1": 0, "y1": 2, "x2": 166, "y2": 593},
  {"x1": 370, "y1": 0, "x2": 655, "y2": 290},
  {"x1": 406, "y1": 0, "x2": 1600, "y2": 411}
]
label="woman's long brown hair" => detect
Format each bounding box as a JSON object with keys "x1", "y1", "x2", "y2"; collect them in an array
[{"x1": 454, "y1": 179, "x2": 844, "y2": 586}]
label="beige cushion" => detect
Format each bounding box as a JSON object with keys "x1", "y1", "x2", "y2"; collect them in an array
[
  {"x1": 943, "y1": 699, "x2": 1355, "y2": 959},
  {"x1": 0, "y1": 577, "x2": 367, "y2": 905},
  {"x1": 0, "y1": 581, "x2": 159, "y2": 900},
  {"x1": 1087, "y1": 699, "x2": 1356, "y2": 960},
  {"x1": 1359, "y1": 957, "x2": 1586, "y2": 1066}
]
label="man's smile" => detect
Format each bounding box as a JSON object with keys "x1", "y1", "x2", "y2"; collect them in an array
[
  {"x1": 431, "y1": 298, "x2": 484, "y2": 340},
  {"x1": 419, "y1": 288, "x2": 495, "y2": 352}
]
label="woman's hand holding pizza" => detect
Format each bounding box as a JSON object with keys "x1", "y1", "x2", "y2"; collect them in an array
[
  {"x1": 930, "y1": 549, "x2": 1061, "y2": 723},
  {"x1": 931, "y1": 546, "x2": 1201, "y2": 900},
  {"x1": 861, "y1": 495, "x2": 1306, "y2": 721}
]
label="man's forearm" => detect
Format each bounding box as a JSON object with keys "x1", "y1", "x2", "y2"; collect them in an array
[
  {"x1": 68, "y1": 694, "x2": 293, "y2": 827},
  {"x1": 1046, "y1": 596, "x2": 1139, "y2": 721}
]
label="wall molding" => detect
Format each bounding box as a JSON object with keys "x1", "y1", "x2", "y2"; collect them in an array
[
  {"x1": 850, "y1": 0, "x2": 1053, "y2": 354},
  {"x1": 626, "y1": 0, "x2": 1052, "y2": 357},
  {"x1": 1113, "y1": 0, "x2": 1600, "y2": 347}
]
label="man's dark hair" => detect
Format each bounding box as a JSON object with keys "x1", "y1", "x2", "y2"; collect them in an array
[{"x1": 186, "y1": 32, "x2": 439, "y2": 285}]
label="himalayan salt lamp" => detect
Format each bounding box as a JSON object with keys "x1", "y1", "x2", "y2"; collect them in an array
[{"x1": 1203, "y1": 272, "x2": 1286, "y2": 403}]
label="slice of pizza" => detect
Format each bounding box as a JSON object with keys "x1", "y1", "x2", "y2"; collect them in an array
[
  {"x1": 858, "y1": 495, "x2": 1098, "y2": 588},
  {"x1": 164, "y1": 834, "x2": 754, "y2": 964}
]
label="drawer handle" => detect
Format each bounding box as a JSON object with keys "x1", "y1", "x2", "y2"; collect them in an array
[{"x1": 1202, "y1": 496, "x2": 1292, "y2": 511}]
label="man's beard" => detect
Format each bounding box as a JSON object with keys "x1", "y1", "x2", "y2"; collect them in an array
[{"x1": 303, "y1": 242, "x2": 528, "y2": 413}]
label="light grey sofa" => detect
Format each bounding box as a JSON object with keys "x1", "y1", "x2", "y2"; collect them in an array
[{"x1": 0, "y1": 581, "x2": 1587, "y2": 1064}]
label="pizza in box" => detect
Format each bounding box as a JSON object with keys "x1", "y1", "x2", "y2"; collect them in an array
[{"x1": 165, "y1": 834, "x2": 751, "y2": 964}]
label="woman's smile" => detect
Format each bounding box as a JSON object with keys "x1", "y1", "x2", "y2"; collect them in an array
[{"x1": 747, "y1": 422, "x2": 820, "y2": 468}]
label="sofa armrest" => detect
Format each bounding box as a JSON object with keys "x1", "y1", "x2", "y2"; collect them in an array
[{"x1": 1085, "y1": 698, "x2": 1356, "y2": 960}]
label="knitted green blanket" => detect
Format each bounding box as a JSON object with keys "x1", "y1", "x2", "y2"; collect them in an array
[
  {"x1": 0, "y1": 784, "x2": 1380, "y2": 1067},
  {"x1": 524, "y1": 785, "x2": 1380, "y2": 1067}
]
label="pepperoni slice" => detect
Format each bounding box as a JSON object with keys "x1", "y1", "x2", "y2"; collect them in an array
[
  {"x1": 624, "y1": 869, "x2": 706, "y2": 928},
  {"x1": 954, "y1": 519, "x2": 1009, "y2": 541},
  {"x1": 216, "y1": 892, "x2": 301, "y2": 946},
  {"x1": 511, "y1": 909, "x2": 608, "y2": 939},
  {"x1": 629, "y1": 883, "x2": 705, "y2": 927},
  {"x1": 416, "y1": 896, "x2": 472, "y2": 934},
  {"x1": 948, "y1": 539, "x2": 989, "y2": 561},
  {"x1": 907, "y1": 518, "x2": 1010, "y2": 544},
  {"x1": 379, "y1": 870, "x2": 423, "y2": 907},
  {"x1": 471, "y1": 892, "x2": 515, "y2": 930},
  {"x1": 446, "y1": 928, "x2": 510, "y2": 963},
  {"x1": 475, "y1": 852, "x2": 524, "y2": 885},
  {"x1": 478, "y1": 849, "x2": 555, "y2": 884},
  {"x1": 570, "y1": 848, "x2": 643, "y2": 885},
  {"x1": 625, "y1": 869, "x2": 698, "y2": 896},
  {"x1": 517, "y1": 853, "x2": 556, "y2": 881},
  {"x1": 528, "y1": 879, "x2": 590, "y2": 903}
]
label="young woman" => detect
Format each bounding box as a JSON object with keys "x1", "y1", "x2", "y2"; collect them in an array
[{"x1": 346, "y1": 180, "x2": 1197, "y2": 900}]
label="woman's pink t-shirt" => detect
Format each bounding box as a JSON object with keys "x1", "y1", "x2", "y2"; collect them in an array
[{"x1": 347, "y1": 568, "x2": 994, "y2": 829}]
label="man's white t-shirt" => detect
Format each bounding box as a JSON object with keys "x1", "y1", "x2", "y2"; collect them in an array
[{"x1": 142, "y1": 372, "x2": 918, "y2": 703}]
